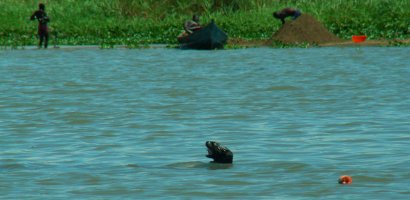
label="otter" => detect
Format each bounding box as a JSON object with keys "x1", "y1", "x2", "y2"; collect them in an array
[{"x1": 205, "y1": 141, "x2": 233, "y2": 164}]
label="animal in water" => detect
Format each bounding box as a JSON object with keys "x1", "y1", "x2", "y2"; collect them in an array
[{"x1": 205, "y1": 141, "x2": 233, "y2": 164}]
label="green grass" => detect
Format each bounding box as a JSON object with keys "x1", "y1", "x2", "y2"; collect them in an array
[{"x1": 0, "y1": 0, "x2": 409, "y2": 47}]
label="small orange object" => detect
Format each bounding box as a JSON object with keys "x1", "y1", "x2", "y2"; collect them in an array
[
  {"x1": 352, "y1": 35, "x2": 367, "y2": 43},
  {"x1": 338, "y1": 175, "x2": 352, "y2": 184}
]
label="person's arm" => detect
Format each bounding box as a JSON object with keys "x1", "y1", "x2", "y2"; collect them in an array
[
  {"x1": 44, "y1": 13, "x2": 50, "y2": 23},
  {"x1": 30, "y1": 11, "x2": 37, "y2": 20}
]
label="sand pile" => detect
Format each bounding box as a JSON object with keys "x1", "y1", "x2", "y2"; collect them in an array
[{"x1": 271, "y1": 14, "x2": 342, "y2": 44}]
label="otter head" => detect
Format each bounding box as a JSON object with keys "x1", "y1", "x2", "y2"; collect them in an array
[{"x1": 205, "y1": 141, "x2": 233, "y2": 164}]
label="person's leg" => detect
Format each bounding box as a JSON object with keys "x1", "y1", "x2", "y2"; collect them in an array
[
  {"x1": 38, "y1": 34, "x2": 43, "y2": 48},
  {"x1": 44, "y1": 33, "x2": 49, "y2": 48}
]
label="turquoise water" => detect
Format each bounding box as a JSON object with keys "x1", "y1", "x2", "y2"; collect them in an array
[{"x1": 1, "y1": 47, "x2": 409, "y2": 199}]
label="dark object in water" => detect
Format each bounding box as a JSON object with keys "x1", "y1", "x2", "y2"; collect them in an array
[
  {"x1": 178, "y1": 20, "x2": 228, "y2": 50},
  {"x1": 205, "y1": 141, "x2": 233, "y2": 163}
]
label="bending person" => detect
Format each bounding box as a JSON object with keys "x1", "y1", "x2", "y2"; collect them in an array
[{"x1": 273, "y1": 8, "x2": 301, "y2": 25}]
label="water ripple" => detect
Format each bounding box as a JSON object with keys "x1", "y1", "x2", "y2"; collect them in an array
[{"x1": 1, "y1": 47, "x2": 409, "y2": 199}]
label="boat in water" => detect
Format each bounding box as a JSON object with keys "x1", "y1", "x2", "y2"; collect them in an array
[{"x1": 177, "y1": 20, "x2": 228, "y2": 50}]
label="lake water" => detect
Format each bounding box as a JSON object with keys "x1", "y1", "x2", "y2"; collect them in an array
[{"x1": 1, "y1": 47, "x2": 409, "y2": 199}]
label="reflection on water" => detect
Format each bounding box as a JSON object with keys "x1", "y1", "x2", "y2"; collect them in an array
[{"x1": 1, "y1": 47, "x2": 409, "y2": 199}]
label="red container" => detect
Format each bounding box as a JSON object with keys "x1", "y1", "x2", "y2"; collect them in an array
[{"x1": 352, "y1": 35, "x2": 367, "y2": 43}]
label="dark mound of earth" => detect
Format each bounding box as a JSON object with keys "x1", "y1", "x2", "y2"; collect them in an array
[{"x1": 271, "y1": 14, "x2": 342, "y2": 44}]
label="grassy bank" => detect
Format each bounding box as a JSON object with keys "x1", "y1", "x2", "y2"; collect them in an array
[{"x1": 0, "y1": 0, "x2": 409, "y2": 47}]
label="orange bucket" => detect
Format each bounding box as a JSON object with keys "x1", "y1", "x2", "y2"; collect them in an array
[{"x1": 352, "y1": 35, "x2": 367, "y2": 43}]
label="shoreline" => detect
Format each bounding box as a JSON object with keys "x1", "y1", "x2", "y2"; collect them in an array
[
  {"x1": 318, "y1": 39, "x2": 410, "y2": 47},
  {"x1": 0, "y1": 44, "x2": 169, "y2": 50},
  {"x1": 228, "y1": 38, "x2": 410, "y2": 48},
  {"x1": 1, "y1": 39, "x2": 409, "y2": 50}
]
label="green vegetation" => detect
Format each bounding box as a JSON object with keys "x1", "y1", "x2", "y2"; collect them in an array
[{"x1": 0, "y1": 0, "x2": 409, "y2": 47}]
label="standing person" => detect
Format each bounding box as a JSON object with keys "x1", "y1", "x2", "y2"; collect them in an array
[
  {"x1": 273, "y1": 8, "x2": 301, "y2": 25},
  {"x1": 30, "y1": 3, "x2": 50, "y2": 48}
]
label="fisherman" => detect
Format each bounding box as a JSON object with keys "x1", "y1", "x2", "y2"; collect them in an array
[
  {"x1": 30, "y1": 3, "x2": 50, "y2": 48},
  {"x1": 184, "y1": 14, "x2": 201, "y2": 34},
  {"x1": 273, "y1": 8, "x2": 301, "y2": 25},
  {"x1": 177, "y1": 14, "x2": 201, "y2": 39}
]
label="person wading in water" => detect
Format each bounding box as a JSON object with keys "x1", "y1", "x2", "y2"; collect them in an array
[{"x1": 30, "y1": 3, "x2": 50, "y2": 48}]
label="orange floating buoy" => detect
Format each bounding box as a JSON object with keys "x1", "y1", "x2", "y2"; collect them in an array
[
  {"x1": 352, "y1": 35, "x2": 367, "y2": 43},
  {"x1": 338, "y1": 175, "x2": 352, "y2": 184}
]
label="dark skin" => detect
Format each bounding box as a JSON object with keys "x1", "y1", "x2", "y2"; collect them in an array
[{"x1": 30, "y1": 4, "x2": 50, "y2": 48}]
